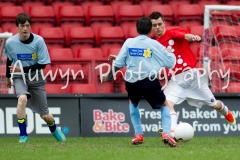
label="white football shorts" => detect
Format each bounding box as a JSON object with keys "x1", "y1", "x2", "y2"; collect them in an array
[{"x1": 164, "y1": 68, "x2": 217, "y2": 108}]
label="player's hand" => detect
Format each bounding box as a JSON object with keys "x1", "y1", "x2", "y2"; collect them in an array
[
  {"x1": 101, "y1": 76, "x2": 108, "y2": 82},
  {"x1": 166, "y1": 47, "x2": 172, "y2": 53},
  {"x1": 6, "y1": 78, "x2": 12, "y2": 88},
  {"x1": 108, "y1": 55, "x2": 117, "y2": 61},
  {"x1": 9, "y1": 65, "x2": 22, "y2": 73},
  {"x1": 192, "y1": 35, "x2": 201, "y2": 41}
]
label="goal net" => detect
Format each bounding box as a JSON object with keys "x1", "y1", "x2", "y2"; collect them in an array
[
  {"x1": 0, "y1": 32, "x2": 13, "y2": 94},
  {"x1": 203, "y1": 5, "x2": 240, "y2": 93}
]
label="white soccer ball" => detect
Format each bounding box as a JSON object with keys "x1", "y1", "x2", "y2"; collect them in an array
[{"x1": 174, "y1": 122, "x2": 194, "y2": 142}]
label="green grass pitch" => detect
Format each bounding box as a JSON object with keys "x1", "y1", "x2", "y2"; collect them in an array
[{"x1": 1, "y1": 137, "x2": 240, "y2": 160}]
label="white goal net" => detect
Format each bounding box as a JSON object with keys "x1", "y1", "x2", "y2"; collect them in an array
[
  {"x1": 0, "y1": 32, "x2": 13, "y2": 94},
  {"x1": 203, "y1": 5, "x2": 240, "y2": 93}
]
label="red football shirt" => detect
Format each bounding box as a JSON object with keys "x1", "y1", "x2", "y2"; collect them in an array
[{"x1": 155, "y1": 28, "x2": 197, "y2": 76}]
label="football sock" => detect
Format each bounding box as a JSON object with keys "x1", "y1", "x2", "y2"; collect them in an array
[
  {"x1": 48, "y1": 121, "x2": 56, "y2": 133},
  {"x1": 170, "y1": 111, "x2": 178, "y2": 131},
  {"x1": 17, "y1": 118, "x2": 28, "y2": 136},
  {"x1": 161, "y1": 107, "x2": 171, "y2": 136},
  {"x1": 217, "y1": 102, "x2": 228, "y2": 116},
  {"x1": 129, "y1": 103, "x2": 143, "y2": 135}
]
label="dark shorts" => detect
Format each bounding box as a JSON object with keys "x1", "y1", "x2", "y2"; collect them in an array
[{"x1": 125, "y1": 78, "x2": 166, "y2": 109}]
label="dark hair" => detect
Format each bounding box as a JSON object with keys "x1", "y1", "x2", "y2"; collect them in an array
[
  {"x1": 149, "y1": 12, "x2": 165, "y2": 21},
  {"x1": 16, "y1": 13, "x2": 32, "y2": 27},
  {"x1": 136, "y1": 16, "x2": 152, "y2": 35}
]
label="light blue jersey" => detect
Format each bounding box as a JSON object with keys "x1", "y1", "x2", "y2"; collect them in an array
[
  {"x1": 114, "y1": 35, "x2": 176, "y2": 83},
  {"x1": 4, "y1": 33, "x2": 50, "y2": 67}
]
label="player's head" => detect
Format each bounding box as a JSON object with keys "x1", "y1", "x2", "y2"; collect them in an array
[
  {"x1": 136, "y1": 16, "x2": 152, "y2": 35},
  {"x1": 149, "y1": 12, "x2": 166, "y2": 37},
  {"x1": 16, "y1": 13, "x2": 32, "y2": 38}
]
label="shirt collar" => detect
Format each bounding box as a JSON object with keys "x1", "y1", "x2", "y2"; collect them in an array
[{"x1": 136, "y1": 35, "x2": 149, "y2": 39}]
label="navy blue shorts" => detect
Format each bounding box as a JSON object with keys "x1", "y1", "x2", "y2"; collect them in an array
[{"x1": 125, "y1": 78, "x2": 166, "y2": 109}]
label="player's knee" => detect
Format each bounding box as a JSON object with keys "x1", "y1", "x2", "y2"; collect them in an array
[
  {"x1": 40, "y1": 114, "x2": 54, "y2": 124},
  {"x1": 18, "y1": 95, "x2": 27, "y2": 105},
  {"x1": 129, "y1": 99, "x2": 132, "y2": 104},
  {"x1": 166, "y1": 100, "x2": 175, "y2": 109},
  {"x1": 40, "y1": 114, "x2": 49, "y2": 121},
  {"x1": 211, "y1": 100, "x2": 221, "y2": 110}
]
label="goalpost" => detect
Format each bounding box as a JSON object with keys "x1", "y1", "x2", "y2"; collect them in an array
[
  {"x1": 203, "y1": 5, "x2": 240, "y2": 93},
  {"x1": 0, "y1": 32, "x2": 12, "y2": 57},
  {"x1": 0, "y1": 32, "x2": 13, "y2": 94}
]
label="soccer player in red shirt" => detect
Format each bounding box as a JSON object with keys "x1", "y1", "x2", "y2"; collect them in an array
[{"x1": 149, "y1": 11, "x2": 236, "y2": 136}]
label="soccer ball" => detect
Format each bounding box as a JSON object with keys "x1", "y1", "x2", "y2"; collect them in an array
[{"x1": 174, "y1": 122, "x2": 194, "y2": 142}]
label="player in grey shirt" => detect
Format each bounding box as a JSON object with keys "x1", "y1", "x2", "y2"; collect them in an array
[{"x1": 4, "y1": 13, "x2": 66, "y2": 143}]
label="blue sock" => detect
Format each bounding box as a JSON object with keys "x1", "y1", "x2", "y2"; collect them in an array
[
  {"x1": 161, "y1": 106, "x2": 171, "y2": 135},
  {"x1": 17, "y1": 119, "x2": 28, "y2": 136},
  {"x1": 129, "y1": 103, "x2": 143, "y2": 135},
  {"x1": 48, "y1": 121, "x2": 56, "y2": 133}
]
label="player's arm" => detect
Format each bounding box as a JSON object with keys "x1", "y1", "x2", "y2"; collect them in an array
[
  {"x1": 4, "y1": 43, "x2": 13, "y2": 88},
  {"x1": 170, "y1": 29, "x2": 201, "y2": 42},
  {"x1": 5, "y1": 58, "x2": 12, "y2": 88},
  {"x1": 104, "y1": 66, "x2": 120, "y2": 81},
  {"x1": 103, "y1": 55, "x2": 119, "y2": 81},
  {"x1": 6, "y1": 58, "x2": 12, "y2": 78},
  {"x1": 184, "y1": 34, "x2": 201, "y2": 42},
  {"x1": 108, "y1": 55, "x2": 117, "y2": 61},
  {"x1": 4, "y1": 43, "x2": 11, "y2": 78},
  {"x1": 103, "y1": 39, "x2": 129, "y2": 81},
  {"x1": 36, "y1": 37, "x2": 51, "y2": 65},
  {"x1": 114, "y1": 39, "x2": 128, "y2": 68}
]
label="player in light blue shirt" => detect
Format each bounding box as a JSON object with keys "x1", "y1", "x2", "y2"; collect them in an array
[
  {"x1": 113, "y1": 32, "x2": 175, "y2": 83},
  {"x1": 4, "y1": 13, "x2": 66, "y2": 143},
  {"x1": 103, "y1": 16, "x2": 178, "y2": 147},
  {"x1": 5, "y1": 32, "x2": 50, "y2": 68}
]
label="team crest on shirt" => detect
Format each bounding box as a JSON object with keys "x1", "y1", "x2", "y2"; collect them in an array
[
  {"x1": 32, "y1": 52, "x2": 38, "y2": 60},
  {"x1": 129, "y1": 48, "x2": 152, "y2": 58}
]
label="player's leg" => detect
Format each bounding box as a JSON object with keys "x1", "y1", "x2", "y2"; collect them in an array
[
  {"x1": 163, "y1": 80, "x2": 186, "y2": 135},
  {"x1": 167, "y1": 100, "x2": 177, "y2": 136},
  {"x1": 28, "y1": 78, "x2": 66, "y2": 141},
  {"x1": 143, "y1": 79, "x2": 178, "y2": 147},
  {"x1": 185, "y1": 70, "x2": 236, "y2": 125},
  {"x1": 13, "y1": 77, "x2": 30, "y2": 143},
  {"x1": 157, "y1": 100, "x2": 176, "y2": 137},
  {"x1": 129, "y1": 100, "x2": 144, "y2": 145},
  {"x1": 125, "y1": 81, "x2": 144, "y2": 145},
  {"x1": 160, "y1": 101, "x2": 178, "y2": 147},
  {"x1": 17, "y1": 95, "x2": 28, "y2": 143},
  {"x1": 40, "y1": 114, "x2": 55, "y2": 132},
  {"x1": 40, "y1": 114, "x2": 66, "y2": 141},
  {"x1": 129, "y1": 100, "x2": 142, "y2": 135},
  {"x1": 187, "y1": 94, "x2": 235, "y2": 125},
  {"x1": 211, "y1": 100, "x2": 236, "y2": 125}
]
